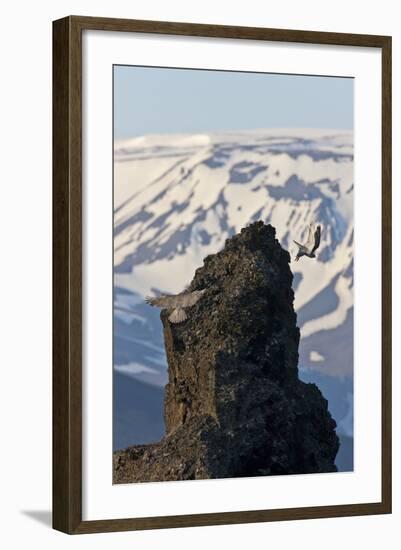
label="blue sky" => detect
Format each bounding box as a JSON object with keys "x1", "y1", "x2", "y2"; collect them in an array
[{"x1": 114, "y1": 65, "x2": 353, "y2": 139}]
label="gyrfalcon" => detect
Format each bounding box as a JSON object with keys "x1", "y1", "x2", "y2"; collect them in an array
[
  {"x1": 145, "y1": 289, "x2": 207, "y2": 323},
  {"x1": 293, "y1": 223, "x2": 321, "y2": 262}
]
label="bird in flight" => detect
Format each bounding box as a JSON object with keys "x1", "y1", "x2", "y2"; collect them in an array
[
  {"x1": 145, "y1": 289, "x2": 207, "y2": 324},
  {"x1": 293, "y1": 223, "x2": 321, "y2": 262}
]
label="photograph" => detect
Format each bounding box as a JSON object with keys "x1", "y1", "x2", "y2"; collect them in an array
[
  {"x1": 112, "y1": 65, "x2": 354, "y2": 484},
  {"x1": 0, "y1": 0, "x2": 395, "y2": 545}
]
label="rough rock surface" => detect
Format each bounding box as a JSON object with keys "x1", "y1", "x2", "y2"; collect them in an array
[{"x1": 114, "y1": 222, "x2": 339, "y2": 483}]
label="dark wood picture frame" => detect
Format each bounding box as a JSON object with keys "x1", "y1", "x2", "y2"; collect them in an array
[{"x1": 53, "y1": 15, "x2": 392, "y2": 534}]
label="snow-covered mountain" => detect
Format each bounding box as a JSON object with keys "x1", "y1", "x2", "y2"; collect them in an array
[{"x1": 113, "y1": 129, "x2": 354, "y2": 444}]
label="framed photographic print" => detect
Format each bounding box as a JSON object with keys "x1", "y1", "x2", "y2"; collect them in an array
[{"x1": 52, "y1": 16, "x2": 392, "y2": 534}]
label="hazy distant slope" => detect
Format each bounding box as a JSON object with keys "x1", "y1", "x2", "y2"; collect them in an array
[{"x1": 113, "y1": 372, "x2": 164, "y2": 451}]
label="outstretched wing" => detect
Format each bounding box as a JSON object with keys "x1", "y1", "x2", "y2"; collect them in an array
[
  {"x1": 181, "y1": 289, "x2": 206, "y2": 307},
  {"x1": 305, "y1": 223, "x2": 315, "y2": 248},
  {"x1": 293, "y1": 240, "x2": 307, "y2": 252},
  {"x1": 311, "y1": 225, "x2": 321, "y2": 253},
  {"x1": 145, "y1": 295, "x2": 176, "y2": 308}
]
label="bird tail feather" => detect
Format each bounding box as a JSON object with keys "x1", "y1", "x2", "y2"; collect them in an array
[{"x1": 169, "y1": 308, "x2": 187, "y2": 324}]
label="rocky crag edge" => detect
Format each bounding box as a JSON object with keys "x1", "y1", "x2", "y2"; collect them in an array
[{"x1": 113, "y1": 221, "x2": 339, "y2": 483}]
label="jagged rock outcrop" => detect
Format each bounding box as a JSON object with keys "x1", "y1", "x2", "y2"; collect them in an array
[{"x1": 114, "y1": 222, "x2": 339, "y2": 483}]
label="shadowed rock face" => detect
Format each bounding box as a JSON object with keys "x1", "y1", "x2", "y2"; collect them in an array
[{"x1": 114, "y1": 222, "x2": 339, "y2": 483}]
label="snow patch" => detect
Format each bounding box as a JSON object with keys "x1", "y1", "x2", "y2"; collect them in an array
[
  {"x1": 114, "y1": 362, "x2": 160, "y2": 378},
  {"x1": 310, "y1": 350, "x2": 325, "y2": 362}
]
